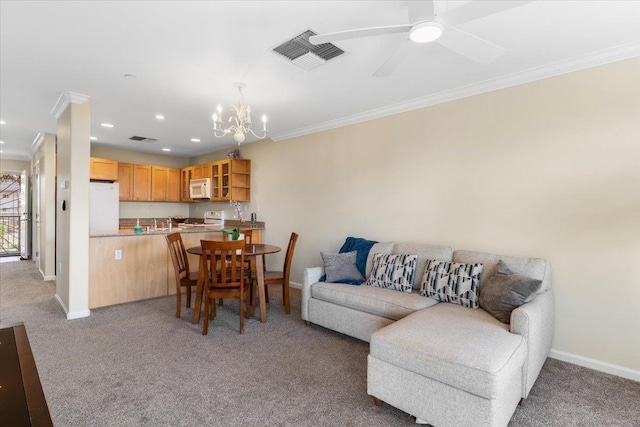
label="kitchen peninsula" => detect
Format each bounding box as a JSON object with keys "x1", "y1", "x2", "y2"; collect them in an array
[{"x1": 89, "y1": 223, "x2": 264, "y2": 309}]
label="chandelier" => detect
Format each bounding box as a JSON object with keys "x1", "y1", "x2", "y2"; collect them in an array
[{"x1": 211, "y1": 83, "x2": 268, "y2": 145}]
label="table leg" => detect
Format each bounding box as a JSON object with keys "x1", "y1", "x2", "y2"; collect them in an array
[
  {"x1": 192, "y1": 255, "x2": 205, "y2": 324},
  {"x1": 255, "y1": 254, "x2": 267, "y2": 323}
]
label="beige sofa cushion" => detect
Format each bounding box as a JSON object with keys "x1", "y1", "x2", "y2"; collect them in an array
[
  {"x1": 453, "y1": 250, "x2": 552, "y2": 294},
  {"x1": 370, "y1": 303, "x2": 526, "y2": 399},
  {"x1": 311, "y1": 282, "x2": 438, "y2": 321}
]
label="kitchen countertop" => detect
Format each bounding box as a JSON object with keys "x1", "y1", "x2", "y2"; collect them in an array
[{"x1": 90, "y1": 225, "x2": 264, "y2": 238}]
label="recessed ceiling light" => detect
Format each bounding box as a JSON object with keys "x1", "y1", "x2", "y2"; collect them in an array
[
  {"x1": 162, "y1": 148, "x2": 171, "y2": 152},
  {"x1": 190, "y1": 138, "x2": 201, "y2": 142},
  {"x1": 0, "y1": 120, "x2": 6, "y2": 125},
  {"x1": 0, "y1": 140, "x2": 4, "y2": 144},
  {"x1": 101, "y1": 123, "x2": 114, "y2": 128},
  {"x1": 155, "y1": 114, "x2": 165, "y2": 120},
  {"x1": 0, "y1": 150, "x2": 3, "y2": 153},
  {"x1": 90, "y1": 136, "x2": 97, "y2": 141}
]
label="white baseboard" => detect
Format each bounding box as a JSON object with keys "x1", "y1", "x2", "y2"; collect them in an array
[
  {"x1": 289, "y1": 281, "x2": 302, "y2": 290},
  {"x1": 54, "y1": 293, "x2": 91, "y2": 320},
  {"x1": 39, "y1": 269, "x2": 55, "y2": 281},
  {"x1": 549, "y1": 349, "x2": 640, "y2": 382},
  {"x1": 66, "y1": 310, "x2": 90, "y2": 320}
]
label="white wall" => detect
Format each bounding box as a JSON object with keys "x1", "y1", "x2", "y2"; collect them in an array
[
  {"x1": 193, "y1": 58, "x2": 640, "y2": 376},
  {"x1": 0, "y1": 158, "x2": 30, "y2": 172},
  {"x1": 31, "y1": 133, "x2": 57, "y2": 280}
]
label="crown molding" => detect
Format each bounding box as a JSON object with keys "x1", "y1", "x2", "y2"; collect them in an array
[
  {"x1": 51, "y1": 92, "x2": 90, "y2": 119},
  {"x1": 271, "y1": 42, "x2": 640, "y2": 142},
  {"x1": 28, "y1": 132, "x2": 45, "y2": 158}
]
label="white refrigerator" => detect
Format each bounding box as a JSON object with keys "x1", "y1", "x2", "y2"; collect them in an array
[{"x1": 90, "y1": 182, "x2": 120, "y2": 234}]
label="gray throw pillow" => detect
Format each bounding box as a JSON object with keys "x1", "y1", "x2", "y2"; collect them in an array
[
  {"x1": 321, "y1": 251, "x2": 365, "y2": 283},
  {"x1": 479, "y1": 260, "x2": 542, "y2": 324}
]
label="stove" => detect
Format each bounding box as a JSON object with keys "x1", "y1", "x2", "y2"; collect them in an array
[{"x1": 202, "y1": 210, "x2": 225, "y2": 228}]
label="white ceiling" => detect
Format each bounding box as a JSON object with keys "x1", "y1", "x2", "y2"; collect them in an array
[{"x1": 1, "y1": 1, "x2": 639, "y2": 160}]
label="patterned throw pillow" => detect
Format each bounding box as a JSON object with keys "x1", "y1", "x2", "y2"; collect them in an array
[
  {"x1": 420, "y1": 260, "x2": 484, "y2": 308},
  {"x1": 366, "y1": 254, "x2": 418, "y2": 293}
]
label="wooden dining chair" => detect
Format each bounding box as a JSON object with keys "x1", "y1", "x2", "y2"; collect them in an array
[
  {"x1": 256, "y1": 232, "x2": 298, "y2": 315},
  {"x1": 165, "y1": 232, "x2": 198, "y2": 318},
  {"x1": 201, "y1": 239, "x2": 252, "y2": 335}
]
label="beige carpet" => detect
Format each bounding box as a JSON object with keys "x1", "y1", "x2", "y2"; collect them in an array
[{"x1": 1, "y1": 259, "x2": 639, "y2": 426}]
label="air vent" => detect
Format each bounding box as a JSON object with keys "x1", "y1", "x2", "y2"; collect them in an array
[
  {"x1": 129, "y1": 135, "x2": 158, "y2": 143},
  {"x1": 272, "y1": 29, "x2": 345, "y2": 71}
]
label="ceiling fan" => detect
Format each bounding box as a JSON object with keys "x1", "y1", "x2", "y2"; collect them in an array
[{"x1": 309, "y1": 0, "x2": 533, "y2": 76}]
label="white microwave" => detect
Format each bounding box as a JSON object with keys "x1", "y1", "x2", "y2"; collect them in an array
[{"x1": 189, "y1": 178, "x2": 211, "y2": 199}]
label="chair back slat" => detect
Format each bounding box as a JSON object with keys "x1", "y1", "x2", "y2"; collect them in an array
[
  {"x1": 166, "y1": 232, "x2": 190, "y2": 278},
  {"x1": 282, "y1": 232, "x2": 299, "y2": 283},
  {"x1": 201, "y1": 240, "x2": 245, "y2": 288}
]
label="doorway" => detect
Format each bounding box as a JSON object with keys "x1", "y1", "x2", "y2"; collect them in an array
[{"x1": 0, "y1": 172, "x2": 21, "y2": 256}]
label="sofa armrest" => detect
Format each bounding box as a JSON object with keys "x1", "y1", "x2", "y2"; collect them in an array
[
  {"x1": 301, "y1": 266, "x2": 324, "y2": 321},
  {"x1": 510, "y1": 289, "x2": 554, "y2": 398}
]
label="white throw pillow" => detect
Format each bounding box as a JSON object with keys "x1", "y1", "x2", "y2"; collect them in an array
[{"x1": 365, "y1": 253, "x2": 418, "y2": 293}]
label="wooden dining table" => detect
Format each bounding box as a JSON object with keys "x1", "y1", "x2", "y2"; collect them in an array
[{"x1": 187, "y1": 243, "x2": 281, "y2": 325}]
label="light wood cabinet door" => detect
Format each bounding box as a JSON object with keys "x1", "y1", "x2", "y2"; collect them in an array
[
  {"x1": 90, "y1": 157, "x2": 118, "y2": 181},
  {"x1": 166, "y1": 168, "x2": 181, "y2": 202},
  {"x1": 133, "y1": 165, "x2": 152, "y2": 201},
  {"x1": 118, "y1": 163, "x2": 134, "y2": 201},
  {"x1": 151, "y1": 166, "x2": 167, "y2": 201},
  {"x1": 180, "y1": 167, "x2": 192, "y2": 202}
]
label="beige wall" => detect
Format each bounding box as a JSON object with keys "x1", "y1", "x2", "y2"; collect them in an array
[
  {"x1": 90, "y1": 146, "x2": 190, "y2": 218},
  {"x1": 0, "y1": 158, "x2": 30, "y2": 172},
  {"x1": 194, "y1": 58, "x2": 640, "y2": 374},
  {"x1": 56, "y1": 99, "x2": 91, "y2": 318},
  {"x1": 31, "y1": 133, "x2": 57, "y2": 280}
]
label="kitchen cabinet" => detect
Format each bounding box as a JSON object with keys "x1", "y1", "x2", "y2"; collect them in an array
[
  {"x1": 190, "y1": 164, "x2": 211, "y2": 180},
  {"x1": 220, "y1": 159, "x2": 251, "y2": 202},
  {"x1": 166, "y1": 168, "x2": 181, "y2": 202},
  {"x1": 133, "y1": 165, "x2": 152, "y2": 201},
  {"x1": 90, "y1": 157, "x2": 118, "y2": 181},
  {"x1": 151, "y1": 166, "x2": 167, "y2": 201},
  {"x1": 180, "y1": 167, "x2": 192, "y2": 202},
  {"x1": 118, "y1": 163, "x2": 134, "y2": 201}
]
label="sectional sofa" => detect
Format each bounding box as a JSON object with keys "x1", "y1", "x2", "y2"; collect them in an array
[{"x1": 301, "y1": 241, "x2": 553, "y2": 427}]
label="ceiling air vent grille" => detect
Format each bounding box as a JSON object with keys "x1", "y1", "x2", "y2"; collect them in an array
[
  {"x1": 129, "y1": 135, "x2": 158, "y2": 143},
  {"x1": 272, "y1": 29, "x2": 345, "y2": 71}
]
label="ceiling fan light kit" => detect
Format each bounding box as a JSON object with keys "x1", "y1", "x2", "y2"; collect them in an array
[{"x1": 409, "y1": 21, "x2": 444, "y2": 43}]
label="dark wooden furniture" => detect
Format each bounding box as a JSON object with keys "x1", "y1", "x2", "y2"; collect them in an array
[
  {"x1": 188, "y1": 243, "x2": 282, "y2": 324},
  {"x1": 165, "y1": 232, "x2": 198, "y2": 318},
  {"x1": 259, "y1": 232, "x2": 298, "y2": 315},
  {"x1": 200, "y1": 240, "x2": 251, "y2": 335},
  {"x1": 0, "y1": 322, "x2": 53, "y2": 426}
]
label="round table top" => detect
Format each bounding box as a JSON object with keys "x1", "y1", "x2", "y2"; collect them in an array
[{"x1": 187, "y1": 243, "x2": 281, "y2": 257}]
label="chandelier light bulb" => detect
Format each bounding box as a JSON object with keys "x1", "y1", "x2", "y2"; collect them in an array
[{"x1": 234, "y1": 131, "x2": 245, "y2": 144}]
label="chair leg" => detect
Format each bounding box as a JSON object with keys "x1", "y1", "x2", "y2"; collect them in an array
[
  {"x1": 218, "y1": 298, "x2": 224, "y2": 306},
  {"x1": 239, "y1": 292, "x2": 245, "y2": 334},
  {"x1": 373, "y1": 397, "x2": 383, "y2": 407},
  {"x1": 283, "y1": 283, "x2": 290, "y2": 315},
  {"x1": 176, "y1": 286, "x2": 181, "y2": 318},
  {"x1": 264, "y1": 285, "x2": 269, "y2": 303},
  {"x1": 245, "y1": 282, "x2": 252, "y2": 319},
  {"x1": 203, "y1": 297, "x2": 209, "y2": 335},
  {"x1": 186, "y1": 285, "x2": 192, "y2": 308}
]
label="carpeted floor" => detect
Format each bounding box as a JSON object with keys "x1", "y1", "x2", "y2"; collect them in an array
[{"x1": 1, "y1": 259, "x2": 639, "y2": 426}]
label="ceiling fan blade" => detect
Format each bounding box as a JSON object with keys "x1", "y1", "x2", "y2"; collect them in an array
[
  {"x1": 437, "y1": 28, "x2": 505, "y2": 65},
  {"x1": 408, "y1": 0, "x2": 435, "y2": 22},
  {"x1": 373, "y1": 40, "x2": 412, "y2": 77},
  {"x1": 309, "y1": 24, "x2": 412, "y2": 45},
  {"x1": 443, "y1": 0, "x2": 534, "y2": 28}
]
